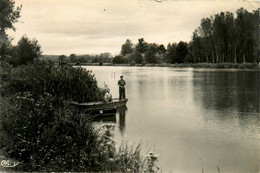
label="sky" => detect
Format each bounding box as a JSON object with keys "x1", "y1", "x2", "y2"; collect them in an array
[{"x1": 7, "y1": 0, "x2": 260, "y2": 56}]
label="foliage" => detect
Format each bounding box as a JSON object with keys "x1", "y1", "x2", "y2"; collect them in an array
[
  {"x1": 1, "y1": 60, "x2": 104, "y2": 103},
  {"x1": 237, "y1": 62, "x2": 259, "y2": 69},
  {"x1": 192, "y1": 8, "x2": 259, "y2": 63},
  {"x1": 8, "y1": 36, "x2": 42, "y2": 65},
  {"x1": 192, "y1": 62, "x2": 259, "y2": 69},
  {"x1": 90, "y1": 124, "x2": 160, "y2": 173},
  {"x1": 132, "y1": 51, "x2": 144, "y2": 64},
  {"x1": 175, "y1": 41, "x2": 189, "y2": 63},
  {"x1": 0, "y1": 42, "x2": 11, "y2": 59},
  {"x1": 145, "y1": 44, "x2": 158, "y2": 64},
  {"x1": 0, "y1": 92, "x2": 107, "y2": 171},
  {"x1": 58, "y1": 55, "x2": 66, "y2": 62},
  {"x1": 116, "y1": 8, "x2": 259, "y2": 66},
  {"x1": 121, "y1": 39, "x2": 134, "y2": 56},
  {"x1": 136, "y1": 38, "x2": 148, "y2": 54},
  {"x1": 157, "y1": 44, "x2": 166, "y2": 55},
  {"x1": 0, "y1": 59, "x2": 160, "y2": 172},
  {"x1": 0, "y1": 0, "x2": 21, "y2": 33},
  {"x1": 0, "y1": 98, "x2": 159, "y2": 172},
  {"x1": 166, "y1": 43, "x2": 177, "y2": 63},
  {"x1": 0, "y1": 1, "x2": 163, "y2": 171},
  {"x1": 69, "y1": 53, "x2": 76, "y2": 62},
  {"x1": 112, "y1": 55, "x2": 128, "y2": 64},
  {"x1": 0, "y1": 0, "x2": 22, "y2": 57}
]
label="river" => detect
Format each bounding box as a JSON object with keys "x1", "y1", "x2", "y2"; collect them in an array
[{"x1": 83, "y1": 66, "x2": 259, "y2": 173}]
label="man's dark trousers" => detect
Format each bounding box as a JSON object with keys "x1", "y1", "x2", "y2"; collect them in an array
[{"x1": 119, "y1": 87, "x2": 125, "y2": 100}]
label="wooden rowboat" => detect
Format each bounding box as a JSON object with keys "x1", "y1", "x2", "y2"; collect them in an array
[{"x1": 69, "y1": 98, "x2": 128, "y2": 112}]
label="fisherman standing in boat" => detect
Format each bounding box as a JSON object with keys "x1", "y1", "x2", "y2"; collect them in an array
[{"x1": 118, "y1": 75, "x2": 126, "y2": 100}]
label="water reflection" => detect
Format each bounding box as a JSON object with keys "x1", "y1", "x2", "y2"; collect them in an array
[
  {"x1": 117, "y1": 106, "x2": 127, "y2": 135},
  {"x1": 91, "y1": 106, "x2": 127, "y2": 134},
  {"x1": 192, "y1": 70, "x2": 260, "y2": 135},
  {"x1": 193, "y1": 71, "x2": 259, "y2": 113},
  {"x1": 92, "y1": 114, "x2": 117, "y2": 123}
]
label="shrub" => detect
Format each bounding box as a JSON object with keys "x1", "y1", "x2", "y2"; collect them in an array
[
  {"x1": 238, "y1": 62, "x2": 259, "y2": 69},
  {"x1": 1, "y1": 60, "x2": 104, "y2": 103},
  {"x1": 0, "y1": 61, "x2": 106, "y2": 171},
  {"x1": 0, "y1": 97, "x2": 159, "y2": 172},
  {"x1": 0, "y1": 92, "x2": 107, "y2": 171},
  {"x1": 112, "y1": 55, "x2": 128, "y2": 64},
  {"x1": 193, "y1": 62, "x2": 259, "y2": 69}
]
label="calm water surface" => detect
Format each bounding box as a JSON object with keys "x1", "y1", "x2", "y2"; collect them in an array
[{"x1": 83, "y1": 66, "x2": 259, "y2": 173}]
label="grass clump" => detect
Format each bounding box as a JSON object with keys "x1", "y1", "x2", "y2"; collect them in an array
[{"x1": 93, "y1": 124, "x2": 160, "y2": 173}]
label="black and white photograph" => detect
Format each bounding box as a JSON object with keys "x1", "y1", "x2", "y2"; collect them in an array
[{"x1": 0, "y1": 0, "x2": 259, "y2": 172}]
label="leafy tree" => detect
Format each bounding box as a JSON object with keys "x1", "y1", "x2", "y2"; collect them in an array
[
  {"x1": 0, "y1": 0, "x2": 22, "y2": 56},
  {"x1": 236, "y1": 8, "x2": 259, "y2": 63},
  {"x1": 0, "y1": 0, "x2": 21, "y2": 34},
  {"x1": 157, "y1": 44, "x2": 166, "y2": 55},
  {"x1": 69, "y1": 54, "x2": 76, "y2": 63},
  {"x1": 14, "y1": 36, "x2": 41, "y2": 65},
  {"x1": 133, "y1": 51, "x2": 143, "y2": 64},
  {"x1": 225, "y1": 12, "x2": 235, "y2": 63},
  {"x1": 0, "y1": 42, "x2": 9, "y2": 59},
  {"x1": 136, "y1": 38, "x2": 148, "y2": 54},
  {"x1": 191, "y1": 8, "x2": 259, "y2": 64},
  {"x1": 112, "y1": 55, "x2": 127, "y2": 64},
  {"x1": 184, "y1": 43, "x2": 194, "y2": 63},
  {"x1": 145, "y1": 44, "x2": 158, "y2": 64},
  {"x1": 100, "y1": 52, "x2": 112, "y2": 63},
  {"x1": 166, "y1": 43, "x2": 177, "y2": 63},
  {"x1": 175, "y1": 41, "x2": 189, "y2": 63},
  {"x1": 58, "y1": 55, "x2": 66, "y2": 62},
  {"x1": 191, "y1": 32, "x2": 204, "y2": 63},
  {"x1": 91, "y1": 55, "x2": 100, "y2": 63},
  {"x1": 198, "y1": 17, "x2": 215, "y2": 62},
  {"x1": 121, "y1": 39, "x2": 134, "y2": 56},
  {"x1": 79, "y1": 55, "x2": 93, "y2": 63}
]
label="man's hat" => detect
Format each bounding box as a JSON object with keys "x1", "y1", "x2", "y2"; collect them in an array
[{"x1": 120, "y1": 75, "x2": 123, "y2": 78}]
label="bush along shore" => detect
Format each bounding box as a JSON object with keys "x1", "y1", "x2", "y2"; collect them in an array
[
  {"x1": 70, "y1": 62, "x2": 260, "y2": 70},
  {"x1": 0, "y1": 60, "x2": 159, "y2": 172}
]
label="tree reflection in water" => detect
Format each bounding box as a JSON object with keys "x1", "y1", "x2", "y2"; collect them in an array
[
  {"x1": 92, "y1": 114, "x2": 117, "y2": 123},
  {"x1": 91, "y1": 106, "x2": 127, "y2": 136},
  {"x1": 192, "y1": 70, "x2": 259, "y2": 134},
  {"x1": 117, "y1": 106, "x2": 127, "y2": 135}
]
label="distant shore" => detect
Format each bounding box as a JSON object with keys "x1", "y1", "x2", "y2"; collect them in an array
[{"x1": 68, "y1": 62, "x2": 260, "y2": 70}]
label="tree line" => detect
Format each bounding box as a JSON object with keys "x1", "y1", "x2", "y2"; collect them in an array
[
  {"x1": 116, "y1": 8, "x2": 259, "y2": 64},
  {"x1": 0, "y1": 0, "x2": 41, "y2": 66},
  {"x1": 52, "y1": 52, "x2": 113, "y2": 64},
  {"x1": 0, "y1": 2, "x2": 259, "y2": 66},
  {"x1": 192, "y1": 8, "x2": 259, "y2": 63}
]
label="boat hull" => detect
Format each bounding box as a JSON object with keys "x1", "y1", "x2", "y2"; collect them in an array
[{"x1": 69, "y1": 98, "x2": 128, "y2": 112}]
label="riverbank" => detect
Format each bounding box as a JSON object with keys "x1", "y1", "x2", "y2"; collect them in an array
[
  {"x1": 0, "y1": 61, "x2": 159, "y2": 172},
  {"x1": 71, "y1": 62, "x2": 260, "y2": 70}
]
